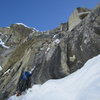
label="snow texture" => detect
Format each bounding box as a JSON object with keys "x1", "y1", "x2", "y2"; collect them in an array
[
  {"x1": 0, "y1": 66, "x2": 2, "y2": 71},
  {"x1": 32, "y1": 28, "x2": 39, "y2": 32},
  {"x1": 0, "y1": 39, "x2": 9, "y2": 49},
  {"x1": 3, "y1": 69, "x2": 11, "y2": 76},
  {"x1": 53, "y1": 34, "x2": 58, "y2": 39},
  {"x1": 16, "y1": 23, "x2": 39, "y2": 32},
  {"x1": 16, "y1": 23, "x2": 30, "y2": 28},
  {"x1": 8, "y1": 54, "x2": 100, "y2": 100},
  {"x1": 53, "y1": 39, "x2": 60, "y2": 44},
  {"x1": 45, "y1": 47, "x2": 50, "y2": 54}
]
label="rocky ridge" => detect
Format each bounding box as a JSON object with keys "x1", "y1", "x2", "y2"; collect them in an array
[{"x1": 0, "y1": 5, "x2": 100, "y2": 100}]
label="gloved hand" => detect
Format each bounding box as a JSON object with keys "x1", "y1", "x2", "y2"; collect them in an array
[{"x1": 29, "y1": 66, "x2": 36, "y2": 73}]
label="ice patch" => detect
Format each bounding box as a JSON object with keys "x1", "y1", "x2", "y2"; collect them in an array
[
  {"x1": 53, "y1": 34, "x2": 58, "y2": 39},
  {"x1": 0, "y1": 39, "x2": 9, "y2": 49},
  {"x1": 0, "y1": 66, "x2": 2, "y2": 71},
  {"x1": 53, "y1": 39, "x2": 60, "y2": 44},
  {"x1": 16, "y1": 23, "x2": 39, "y2": 32},
  {"x1": 16, "y1": 23, "x2": 30, "y2": 28},
  {"x1": 45, "y1": 47, "x2": 50, "y2": 54},
  {"x1": 3, "y1": 69, "x2": 11, "y2": 76}
]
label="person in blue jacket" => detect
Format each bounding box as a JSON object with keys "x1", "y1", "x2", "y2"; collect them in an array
[
  {"x1": 16, "y1": 68, "x2": 34, "y2": 96},
  {"x1": 21, "y1": 71, "x2": 32, "y2": 80}
]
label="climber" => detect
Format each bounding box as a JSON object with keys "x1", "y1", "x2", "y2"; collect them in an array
[{"x1": 16, "y1": 67, "x2": 34, "y2": 96}]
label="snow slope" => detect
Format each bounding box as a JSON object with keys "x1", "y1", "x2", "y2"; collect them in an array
[
  {"x1": 8, "y1": 54, "x2": 100, "y2": 100},
  {"x1": 16, "y1": 23, "x2": 39, "y2": 32}
]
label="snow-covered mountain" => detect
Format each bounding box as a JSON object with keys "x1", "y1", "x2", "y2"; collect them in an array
[
  {"x1": 9, "y1": 54, "x2": 100, "y2": 100},
  {"x1": 0, "y1": 4, "x2": 100, "y2": 100}
]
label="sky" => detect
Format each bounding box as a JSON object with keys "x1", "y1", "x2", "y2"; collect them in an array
[{"x1": 0, "y1": 0, "x2": 100, "y2": 31}]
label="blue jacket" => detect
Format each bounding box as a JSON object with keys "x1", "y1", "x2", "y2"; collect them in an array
[{"x1": 21, "y1": 71, "x2": 32, "y2": 80}]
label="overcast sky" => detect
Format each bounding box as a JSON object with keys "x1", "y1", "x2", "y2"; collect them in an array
[{"x1": 0, "y1": 0, "x2": 99, "y2": 31}]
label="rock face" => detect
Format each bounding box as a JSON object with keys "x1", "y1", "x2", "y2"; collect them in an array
[
  {"x1": 68, "y1": 7, "x2": 90, "y2": 31},
  {"x1": 0, "y1": 4, "x2": 100, "y2": 100},
  {"x1": 66, "y1": 5, "x2": 100, "y2": 72}
]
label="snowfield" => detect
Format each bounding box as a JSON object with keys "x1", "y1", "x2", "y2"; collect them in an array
[{"x1": 8, "y1": 54, "x2": 100, "y2": 100}]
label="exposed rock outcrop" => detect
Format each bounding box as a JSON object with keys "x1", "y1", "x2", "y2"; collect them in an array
[
  {"x1": 67, "y1": 5, "x2": 100, "y2": 72},
  {"x1": 0, "y1": 4, "x2": 100, "y2": 100},
  {"x1": 68, "y1": 7, "x2": 90, "y2": 31}
]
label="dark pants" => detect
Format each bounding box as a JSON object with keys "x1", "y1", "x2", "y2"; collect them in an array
[{"x1": 17, "y1": 77, "x2": 31, "y2": 93}]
